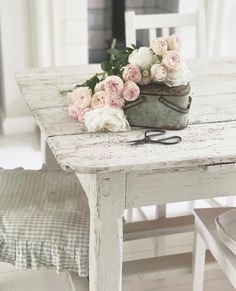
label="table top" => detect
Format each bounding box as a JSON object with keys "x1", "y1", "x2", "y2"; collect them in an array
[{"x1": 16, "y1": 57, "x2": 236, "y2": 174}]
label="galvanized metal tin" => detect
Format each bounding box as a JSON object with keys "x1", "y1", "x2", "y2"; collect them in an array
[{"x1": 124, "y1": 82, "x2": 191, "y2": 130}]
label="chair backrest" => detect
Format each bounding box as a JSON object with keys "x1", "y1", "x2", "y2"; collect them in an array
[{"x1": 125, "y1": 0, "x2": 206, "y2": 57}]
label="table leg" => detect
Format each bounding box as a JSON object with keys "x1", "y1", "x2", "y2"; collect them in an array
[
  {"x1": 41, "y1": 134, "x2": 61, "y2": 170},
  {"x1": 77, "y1": 172, "x2": 126, "y2": 291}
]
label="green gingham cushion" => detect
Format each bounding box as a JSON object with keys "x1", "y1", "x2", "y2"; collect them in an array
[{"x1": 0, "y1": 168, "x2": 89, "y2": 276}]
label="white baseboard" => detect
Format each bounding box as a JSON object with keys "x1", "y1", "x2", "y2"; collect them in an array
[{"x1": 2, "y1": 115, "x2": 37, "y2": 135}]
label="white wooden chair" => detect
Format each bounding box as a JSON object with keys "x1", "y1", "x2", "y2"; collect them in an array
[
  {"x1": 192, "y1": 207, "x2": 236, "y2": 291},
  {"x1": 125, "y1": 0, "x2": 206, "y2": 57},
  {"x1": 125, "y1": 0, "x2": 207, "y2": 225}
]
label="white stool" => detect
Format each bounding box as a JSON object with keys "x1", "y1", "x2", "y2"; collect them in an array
[{"x1": 192, "y1": 207, "x2": 236, "y2": 291}]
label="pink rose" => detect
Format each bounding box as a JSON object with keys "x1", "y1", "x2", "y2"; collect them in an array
[
  {"x1": 94, "y1": 81, "x2": 105, "y2": 93},
  {"x1": 152, "y1": 37, "x2": 168, "y2": 56},
  {"x1": 162, "y1": 51, "x2": 181, "y2": 70},
  {"x1": 122, "y1": 64, "x2": 142, "y2": 83},
  {"x1": 68, "y1": 100, "x2": 81, "y2": 119},
  {"x1": 105, "y1": 94, "x2": 124, "y2": 109},
  {"x1": 150, "y1": 64, "x2": 168, "y2": 82},
  {"x1": 104, "y1": 76, "x2": 124, "y2": 95},
  {"x1": 68, "y1": 86, "x2": 92, "y2": 108},
  {"x1": 122, "y1": 81, "x2": 140, "y2": 102},
  {"x1": 138, "y1": 76, "x2": 152, "y2": 86},
  {"x1": 167, "y1": 34, "x2": 181, "y2": 51},
  {"x1": 78, "y1": 107, "x2": 92, "y2": 123},
  {"x1": 91, "y1": 91, "x2": 106, "y2": 109}
]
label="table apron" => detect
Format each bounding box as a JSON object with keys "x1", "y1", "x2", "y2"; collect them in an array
[{"x1": 126, "y1": 163, "x2": 236, "y2": 208}]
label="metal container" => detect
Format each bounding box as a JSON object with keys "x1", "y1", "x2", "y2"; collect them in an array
[{"x1": 124, "y1": 82, "x2": 191, "y2": 130}]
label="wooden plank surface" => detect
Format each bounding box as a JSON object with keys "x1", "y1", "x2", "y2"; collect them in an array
[
  {"x1": 47, "y1": 120, "x2": 236, "y2": 173},
  {"x1": 33, "y1": 107, "x2": 86, "y2": 137},
  {"x1": 16, "y1": 57, "x2": 236, "y2": 173},
  {"x1": 126, "y1": 163, "x2": 236, "y2": 208},
  {"x1": 16, "y1": 64, "x2": 101, "y2": 110},
  {"x1": 32, "y1": 90, "x2": 236, "y2": 138},
  {"x1": 16, "y1": 57, "x2": 236, "y2": 110}
]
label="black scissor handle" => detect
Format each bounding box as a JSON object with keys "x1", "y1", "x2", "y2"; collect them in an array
[
  {"x1": 148, "y1": 135, "x2": 182, "y2": 145},
  {"x1": 145, "y1": 129, "x2": 166, "y2": 138}
]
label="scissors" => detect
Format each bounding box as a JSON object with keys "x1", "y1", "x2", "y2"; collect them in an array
[{"x1": 128, "y1": 129, "x2": 182, "y2": 146}]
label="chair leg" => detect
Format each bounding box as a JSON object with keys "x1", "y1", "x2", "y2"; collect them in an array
[
  {"x1": 155, "y1": 204, "x2": 166, "y2": 219},
  {"x1": 154, "y1": 204, "x2": 166, "y2": 256},
  {"x1": 68, "y1": 273, "x2": 89, "y2": 291},
  {"x1": 192, "y1": 230, "x2": 206, "y2": 291},
  {"x1": 126, "y1": 208, "x2": 134, "y2": 222}
]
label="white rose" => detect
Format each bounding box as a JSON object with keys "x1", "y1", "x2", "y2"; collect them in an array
[
  {"x1": 128, "y1": 47, "x2": 155, "y2": 70},
  {"x1": 165, "y1": 62, "x2": 192, "y2": 87},
  {"x1": 167, "y1": 34, "x2": 181, "y2": 51},
  {"x1": 162, "y1": 51, "x2": 181, "y2": 70},
  {"x1": 152, "y1": 37, "x2": 168, "y2": 56},
  {"x1": 85, "y1": 107, "x2": 130, "y2": 132}
]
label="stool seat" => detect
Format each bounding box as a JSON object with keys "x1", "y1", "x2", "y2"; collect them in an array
[
  {"x1": 0, "y1": 168, "x2": 89, "y2": 276},
  {"x1": 216, "y1": 208, "x2": 236, "y2": 256},
  {"x1": 193, "y1": 207, "x2": 236, "y2": 291}
]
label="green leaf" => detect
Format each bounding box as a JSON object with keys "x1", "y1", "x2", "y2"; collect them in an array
[
  {"x1": 107, "y1": 48, "x2": 120, "y2": 56},
  {"x1": 110, "y1": 59, "x2": 118, "y2": 66},
  {"x1": 126, "y1": 47, "x2": 134, "y2": 52},
  {"x1": 101, "y1": 61, "x2": 112, "y2": 72},
  {"x1": 112, "y1": 67, "x2": 120, "y2": 75},
  {"x1": 84, "y1": 75, "x2": 100, "y2": 93},
  {"x1": 107, "y1": 70, "x2": 114, "y2": 76}
]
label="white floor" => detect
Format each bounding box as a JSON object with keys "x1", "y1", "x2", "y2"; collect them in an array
[
  {"x1": 0, "y1": 130, "x2": 42, "y2": 170},
  {"x1": 0, "y1": 131, "x2": 235, "y2": 291}
]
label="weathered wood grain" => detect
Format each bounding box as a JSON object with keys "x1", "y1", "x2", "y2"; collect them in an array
[
  {"x1": 77, "y1": 172, "x2": 126, "y2": 291},
  {"x1": 189, "y1": 92, "x2": 236, "y2": 124},
  {"x1": 16, "y1": 57, "x2": 236, "y2": 111},
  {"x1": 126, "y1": 163, "x2": 236, "y2": 208},
  {"x1": 187, "y1": 57, "x2": 236, "y2": 76},
  {"x1": 47, "y1": 121, "x2": 236, "y2": 173},
  {"x1": 191, "y1": 73, "x2": 236, "y2": 97},
  {"x1": 33, "y1": 107, "x2": 86, "y2": 137},
  {"x1": 16, "y1": 63, "x2": 100, "y2": 80},
  {"x1": 15, "y1": 57, "x2": 236, "y2": 291},
  {"x1": 16, "y1": 64, "x2": 100, "y2": 110},
  {"x1": 16, "y1": 58, "x2": 236, "y2": 174},
  {"x1": 31, "y1": 90, "x2": 236, "y2": 138}
]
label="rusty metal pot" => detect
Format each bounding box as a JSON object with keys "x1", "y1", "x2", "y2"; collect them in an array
[{"x1": 124, "y1": 82, "x2": 191, "y2": 130}]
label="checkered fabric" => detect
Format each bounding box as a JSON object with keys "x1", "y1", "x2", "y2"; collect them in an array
[{"x1": 0, "y1": 168, "x2": 89, "y2": 276}]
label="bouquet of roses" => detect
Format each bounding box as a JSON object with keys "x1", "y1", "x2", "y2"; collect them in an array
[{"x1": 67, "y1": 34, "x2": 191, "y2": 132}]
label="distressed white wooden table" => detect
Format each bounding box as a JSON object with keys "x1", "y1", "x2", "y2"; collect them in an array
[{"x1": 16, "y1": 57, "x2": 236, "y2": 291}]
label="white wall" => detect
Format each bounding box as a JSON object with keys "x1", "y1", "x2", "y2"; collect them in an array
[
  {"x1": 0, "y1": 0, "x2": 88, "y2": 135},
  {"x1": 51, "y1": 0, "x2": 88, "y2": 66},
  {"x1": 0, "y1": 0, "x2": 36, "y2": 134}
]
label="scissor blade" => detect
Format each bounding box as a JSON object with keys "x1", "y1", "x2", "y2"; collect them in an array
[
  {"x1": 128, "y1": 138, "x2": 146, "y2": 146},
  {"x1": 154, "y1": 136, "x2": 182, "y2": 145}
]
